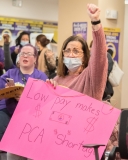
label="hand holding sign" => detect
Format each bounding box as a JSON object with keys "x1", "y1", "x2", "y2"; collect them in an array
[{"x1": 0, "y1": 86, "x2": 24, "y2": 100}]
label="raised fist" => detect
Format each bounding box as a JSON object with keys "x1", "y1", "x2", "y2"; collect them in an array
[
  {"x1": 3, "y1": 34, "x2": 10, "y2": 44},
  {"x1": 87, "y1": 4, "x2": 100, "y2": 22}
]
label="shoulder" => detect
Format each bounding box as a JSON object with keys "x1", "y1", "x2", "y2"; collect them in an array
[
  {"x1": 4, "y1": 68, "x2": 19, "y2": 76},
  {"x1": 41, "y1": 48, "x2": 47, "y2": 54},
  {"x1": 34, "y1": 69, "x2": 48, "y2": 81},
  {"x1": 0, "y1": 68, "x2": 19, "y2": 84},
  {"x1": 8, "y1": 68, "x2": 19, "y2": 73}
]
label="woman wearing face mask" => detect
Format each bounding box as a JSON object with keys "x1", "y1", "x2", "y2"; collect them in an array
[
  {"x1": 36, "y1": 34, "x2": 56, "y2": 78},
  {"x1": 12, "y1": 31, "x2": 30, "y2": 65},
  {"x1": 49, "y1": 4, "x2": 108, "y2": 101},
  {"x1": 11, "y1": 31, "x2": 30, "y2": 65}
]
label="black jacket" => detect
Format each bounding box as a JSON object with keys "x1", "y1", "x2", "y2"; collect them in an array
[{"x1": 102, "y1": 53, "x2": 114, "y2": 101}]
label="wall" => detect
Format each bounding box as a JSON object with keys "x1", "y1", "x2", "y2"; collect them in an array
[
  {"x1": 121, "y1": 4, "x2": 128, "y2": 109},
  {"x1": 0, "y1": 0, "x2": 58, "y2": 22},
  {"x1": 58, "y1": 0, "x2": 98, "y2": 54},
  {"x1": 98, "y1": 0, "x2": 124, "y2": 109}
]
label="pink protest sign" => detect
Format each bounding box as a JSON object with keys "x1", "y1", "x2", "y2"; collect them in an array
[{"x1": 0, "y1": 78, "x2": 121, "y2": 160}]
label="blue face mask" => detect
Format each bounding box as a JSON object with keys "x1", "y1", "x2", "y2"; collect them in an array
[
  {"x1": 20, "y1": 41, "x2": 29, "y2": 46},
  {"x1": 63, "y1": 57, "x2": 82, "y2": 72}
]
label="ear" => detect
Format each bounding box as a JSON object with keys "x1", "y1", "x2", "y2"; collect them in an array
[{"x1": 38, "y1": 41, "x2": 41, "y2": 45}]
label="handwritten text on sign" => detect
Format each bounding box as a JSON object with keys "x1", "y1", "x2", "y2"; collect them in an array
[{"x1": 0, "y1": 78, "x2": 121, "y2": 160}]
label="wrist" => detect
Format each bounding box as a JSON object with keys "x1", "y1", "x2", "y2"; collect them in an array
[
  {"x1": 91, "y1": 17, "x2": 100, "y2": 22},
  {"x1": 91, "y1": 20, "x2": 101, "y2": 25}
]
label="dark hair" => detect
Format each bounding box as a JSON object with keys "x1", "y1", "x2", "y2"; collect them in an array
[
  {"x1": 36, "y1": 34, "x2": 50, "y2": 47},
  {"x1": 89, "y1": 40, "x2": 93, "y2": 48},
  {"x1": 15, "y1": 31, "x2": 30, "y2": 46},
  {"x1": 57, "y1": 36, "x2": 90, "y2": 77},
  {"x1": 107, "y1": 48, "x2": 114, "y2": 57}
]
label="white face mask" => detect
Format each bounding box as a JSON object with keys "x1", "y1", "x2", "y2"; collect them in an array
[
  {"x1": 63, "y1": 57, "x2": 82, "y2": 72},
  {"x1": 20, "y1": 41, "x2": 29, "y2": 46}
]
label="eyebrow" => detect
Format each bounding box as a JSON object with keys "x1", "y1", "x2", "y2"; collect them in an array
[{"x1": 65, "y1": 47, "x2": 81, "y2": 50}]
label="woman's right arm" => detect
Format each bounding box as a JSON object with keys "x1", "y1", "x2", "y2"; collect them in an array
[{"x1": 3, "y1": 34, "x2": 15, "y2": 71}]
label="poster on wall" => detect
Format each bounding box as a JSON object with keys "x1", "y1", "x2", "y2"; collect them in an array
[
  {"x1": 29, "y1": 21, "x2": 43, "y2": 33},
  {"x1": 104, "y1": 28, "x2": 120, "y2": 62},
  {"x1": 73, "y1": 22, "x2": 88, "y2": 40},
  {"x1": 0, "y1": 17, "x2": 43, "y2": 46}
]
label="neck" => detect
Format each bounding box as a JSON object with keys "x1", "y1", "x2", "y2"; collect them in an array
[
  {"x1": 40, "y1": 46, "x2": 44, "y2": 51},
  {"x1": 20, "y1": 66, "x2": 34, "y2": 74},
  {"x1": 68, "y1": 66, "x2": 83, "y2": 76}
]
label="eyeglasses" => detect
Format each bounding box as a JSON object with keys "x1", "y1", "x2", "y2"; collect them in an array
[
  {"x1": 63, "y1": 49, "x2": 83, "y2": 56},
  {"x1": 19, "y1": 52, "x2": 35, "y2": 57}
]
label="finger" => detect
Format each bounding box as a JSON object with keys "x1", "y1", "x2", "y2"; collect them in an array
[
  {"x1": 90, "y1": 4, "x2": 99, "y2": 13},
  {"x1": 54, "y1": 81, "x2": 57, "y2": 88},
  {"x1": 46, "y1": 79, "x2": 50, "y2": 83},
  {"x1": 87, "y1": 3, "x2": 90, "y2": 9},
  {"x1": 46, "y1": 79, "x2": 53, "y2": 85},
  {"x1": 87, "y1": 4, "x2": 91, "y2": 11},
  {"x1": 49, "y1": 79, "x2": 54, "y2": 86},
  {"x1": 5, "y1": 83, "x2": 9, "y2": 88},
  {"x1": 53, "y1": 80, "x2": 56, "y2": 89}
]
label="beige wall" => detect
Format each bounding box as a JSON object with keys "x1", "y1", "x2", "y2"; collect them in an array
[
  {"x1": 121, "y1": 5, "x2": 128, "y2": 109},
  {"x1": 58, "y1": 0, "x2": 98, "y2": 53},
  {"x1": 98, "y1": 0, "x2": 125, "y2": 109},
  {"x1": 58, "y1": 0, "x2": 125, "y2": 109}
]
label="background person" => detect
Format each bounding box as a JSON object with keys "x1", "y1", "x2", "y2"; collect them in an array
[
  {"x1": 11, "y1": 31, "x2": 30, "y2": 65},
  {"x1": 36, "y1": 34, "x2": 56, "y2": 78}
]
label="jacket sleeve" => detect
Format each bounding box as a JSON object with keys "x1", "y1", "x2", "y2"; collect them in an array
[
  {"x1": 87, "y1": 26, "x2": 108, "y2": 100},
  {"x1": 107, "y1": 53, "x2": 114, "y2": 76},
  {"x1": 4, "y1": 43, "x2": 14, "y2": 71}
]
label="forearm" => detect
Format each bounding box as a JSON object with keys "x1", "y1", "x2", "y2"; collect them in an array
[
  {"x1": 4, "y1": 43, "x2": 13, "y2": 71},
  {"x1": 89, "y1": 26, "x2": 108, "y2": 100}
]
